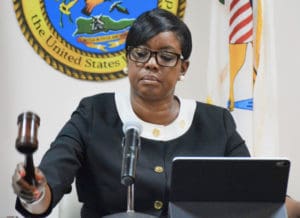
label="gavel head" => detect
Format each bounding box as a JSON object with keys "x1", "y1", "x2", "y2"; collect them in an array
[{"x1": 16, "y1": 112, "x2": 40, "y2": 154}]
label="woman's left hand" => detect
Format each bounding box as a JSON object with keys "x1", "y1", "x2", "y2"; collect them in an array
[{"x1": 286, "y1": 196, "x2": 300, "y2": 218}]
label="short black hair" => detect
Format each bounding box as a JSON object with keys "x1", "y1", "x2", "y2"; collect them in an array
[{"x1": 125, "y1": 8, "x2": 192, "y2": 60}]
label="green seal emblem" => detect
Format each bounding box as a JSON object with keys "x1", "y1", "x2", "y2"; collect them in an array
[{"x1": 13, "y1": 0, "x2": 186, "y2": 81}]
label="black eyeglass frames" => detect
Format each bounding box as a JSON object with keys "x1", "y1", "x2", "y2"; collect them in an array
[{"x1": 127, "y1": 46, "x2": 184, "y2": 67}]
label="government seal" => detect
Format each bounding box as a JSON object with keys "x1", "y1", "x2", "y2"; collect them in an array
[{"x1": 13, "y1": 0, "x2": 186, "y2": 81}]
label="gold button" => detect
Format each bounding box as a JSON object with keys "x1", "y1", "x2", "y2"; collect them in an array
[
  {"x1": 154, "y1": 166, "x2": 164, "y2": 173},
  {"x1": 154, "y1": 200, "x2": 163, "y2": 210},
  {"x1": 152, "y1": 128, "x2": 160, "y2": 137}
]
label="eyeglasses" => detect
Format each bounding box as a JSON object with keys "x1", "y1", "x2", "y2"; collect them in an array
[{"x1": 127, "y1": 46, "x2": 184, "y2": 67}]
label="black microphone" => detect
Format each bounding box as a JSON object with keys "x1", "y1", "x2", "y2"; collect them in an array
[{"x1": 121, "y1": 121, "x2": 142, "y2": 186}]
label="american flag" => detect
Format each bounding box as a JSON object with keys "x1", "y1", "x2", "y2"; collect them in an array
[{"x1": 229, "y1": 0, "x2": 253, "y2": 43}]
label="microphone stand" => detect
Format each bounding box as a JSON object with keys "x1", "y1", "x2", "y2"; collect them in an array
[
  {"x1": 103, "y1": 123, "x2": 158, "y2": 218},
  {"x1": 102, "y1": 182, "x2": 157, "y2": 218},
  {"x1": 103, "y1": 183, "x2": 157, "y2": 217},
  {"x1": 127, "y1": 184, "x2": 134, "y2": 212}
]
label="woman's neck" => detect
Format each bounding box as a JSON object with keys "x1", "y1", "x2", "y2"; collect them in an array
[{"x1": 130, "y1": 94, "x2": 180, "y2": 125}]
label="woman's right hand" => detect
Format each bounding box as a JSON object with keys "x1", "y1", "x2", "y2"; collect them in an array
[{"x1": 12, "y1": 163, "x2": 47, "y2": 203}]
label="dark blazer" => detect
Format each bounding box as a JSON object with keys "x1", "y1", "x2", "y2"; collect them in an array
[{"x1": 16, "y1": 93, "x2": 250, "y2": 217}]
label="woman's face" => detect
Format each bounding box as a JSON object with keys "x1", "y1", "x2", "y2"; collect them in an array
[{"x1": 127, "y1": 31, "x2": 189, "y2": 101}]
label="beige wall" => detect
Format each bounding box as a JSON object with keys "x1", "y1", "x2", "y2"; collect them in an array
[
  {"x1": 274, "y1": 0, "x2": 300, "y2": 201},
  {"x1": 1, "y1": 1, "x2": 299, "y2": 217}
]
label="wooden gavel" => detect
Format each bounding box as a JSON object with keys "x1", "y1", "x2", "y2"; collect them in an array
[{"x1": 15, "y1": 112, "x2": 40, "y2": 186}]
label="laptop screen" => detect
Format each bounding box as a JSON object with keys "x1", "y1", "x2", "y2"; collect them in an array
[{"x1": 169, "y1": 157, "x2": 290, "y2": 203}]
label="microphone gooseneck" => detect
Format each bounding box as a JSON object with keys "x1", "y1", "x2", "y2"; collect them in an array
[{"x1": 121, "y1": 121, "x2": 142, "y2": 186}]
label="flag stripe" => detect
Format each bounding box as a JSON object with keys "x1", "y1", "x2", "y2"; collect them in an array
[
  {"x1": 230, "y1": 0, "x2": 239, "y2": 9},
  {"x1": 234, "y1": 28, "x2": 253, "y2": 43},
  {"x1": 230, "y1": 2, "x2": 251, "y2": 25},
  {"x1": 229, "y1": 0, "x2": 253, "y2": 44},
  {"x1": 230, "y1": 0, "x2": 250, "y2": 17},
  {"x1": 229, "y1": 7, "x2": 253, "y2": 33},
  {"x1": 230, "y1": 14, "x2": 253, "y2": 43},
  {"x1": 230, "y1": 23, "x2": 253, "y2": 43}
]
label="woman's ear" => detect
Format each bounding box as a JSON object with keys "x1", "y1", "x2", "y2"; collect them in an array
[{"x1": 181, "y1": 60, "x2": 190, "y2": 75}]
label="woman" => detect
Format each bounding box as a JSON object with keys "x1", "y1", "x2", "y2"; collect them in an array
[{"x1": 12, "y1": 8, "x2": 299, "y2": 218}]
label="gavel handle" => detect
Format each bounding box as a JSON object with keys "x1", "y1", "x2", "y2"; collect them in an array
[{"x1": 24, "y1": 154, "x2": 37, "y2": 186}]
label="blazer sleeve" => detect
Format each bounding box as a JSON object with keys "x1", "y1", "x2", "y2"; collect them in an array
[
  {"x1": 15, "y1": 97, "x2": 92, "y2": 217},
  {"x1": 222, "y1": 109, "x2": 251, "y2": 157}
]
